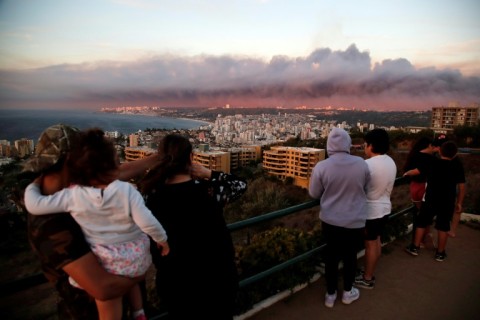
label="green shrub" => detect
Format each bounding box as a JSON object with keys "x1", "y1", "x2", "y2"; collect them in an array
[{"x1": 234, "y1": 226, "x2": 322, "y2": 314}]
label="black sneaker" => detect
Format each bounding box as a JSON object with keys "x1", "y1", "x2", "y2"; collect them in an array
[
  {"x1": 435, "y1": 251, "x2": 447, "y2": 262},
  {"x1": 354, "y1": 275, "x2": 375, "y2": 289},
  {"x1": 405, "y1": 244, "x2": 419, "y2": 256}
]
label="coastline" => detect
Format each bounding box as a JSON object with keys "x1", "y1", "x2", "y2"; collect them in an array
[
  {"x1": 173, "y1": 116, "x2": 213, "y2": 127},
  {"x1": 98, "y1": 110, "x2": 212, "y2": 128},
  {"x1": 0, "y1": 109, "x2": 210, "y2": 142}
]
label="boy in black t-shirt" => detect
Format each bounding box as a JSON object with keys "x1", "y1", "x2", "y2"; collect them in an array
[{"x1": 405, "y1": 141, "x2": 466, "y2": 261}]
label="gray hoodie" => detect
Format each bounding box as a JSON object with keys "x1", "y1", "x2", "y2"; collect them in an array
[{"x1": 309, "y1": 128, "x2": 370, "y2": 228}]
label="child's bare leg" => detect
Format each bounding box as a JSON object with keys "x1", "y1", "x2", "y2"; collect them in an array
[
  {"x1": 413, "y1": 227, "x2": 425, "y2": 247},
  {"x1": 448, "y1": 212, "x2": 461, "y2": 237},
  {"x1": 421, "y1": 225, "x2": 431, "y2": 243},
  {"x1": 128, "y1": 283, "x2": 145, "y2": 318},
  {"x1": 95, "y1": 297, "x2": 122, "y2": 320}
]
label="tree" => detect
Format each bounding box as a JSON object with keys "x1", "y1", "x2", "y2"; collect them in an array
[
  {"x1": 453, "y1": 122, "x2": 480, "y2": 147},
  {"x1": 387, "y1": 130, "x2": 415, "y2": 148},
  {"x1": 283, "y1": 135, "x2": 301, "y2": 147}
]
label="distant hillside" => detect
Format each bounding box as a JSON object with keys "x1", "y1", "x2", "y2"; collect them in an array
[
  {"x1": 311, "y1": 109, "x2": 431, "y2": 128},
  {"x1": 184, "y1": 107, "x2": 431, "y2": 128}
]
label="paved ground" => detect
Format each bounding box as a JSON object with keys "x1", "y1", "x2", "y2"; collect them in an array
[{"x1": 246, "y1": 223, "x2": 480, "y2": 320}]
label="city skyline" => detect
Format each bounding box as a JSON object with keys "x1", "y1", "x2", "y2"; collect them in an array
[{"x1": 1, "y1": 0, "x2": 479, "y2": 111}]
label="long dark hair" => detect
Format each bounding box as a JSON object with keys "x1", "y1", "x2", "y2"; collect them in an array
[
  {"x1": 139, "y1": 134, "x2": 192, "y2": 194},
  {"x1": 403, "y1": 136, "x2": 432, "y2": 172},
  {"x1": 67, "y1": 128, "x2": 118, "y2": 186}
]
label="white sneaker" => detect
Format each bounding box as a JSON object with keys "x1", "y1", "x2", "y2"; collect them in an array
[
  {"x1": 342, "y1": 287, "x2": 360, "y2": 304},
  {"x1": 324, "y1": 291, "x2": 337, "y2": 308}
]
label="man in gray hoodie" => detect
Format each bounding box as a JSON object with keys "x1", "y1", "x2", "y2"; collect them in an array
[{"x1": 309, "y1": 127, "x2": 370, "y2": 308}]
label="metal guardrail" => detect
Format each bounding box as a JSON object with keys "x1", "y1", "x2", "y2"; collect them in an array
[
  {"x1": 2, "y1": 177, "x2": 415, "y2": 318},
  {"x1": 233, "y1": 176, "x2": 413, "y2": 288},
  {"x1": 228, "y1": 200, "x2": 320, "y2": 232},
  {"x1": 227, "y1": 199, "x2": 322, "y2": 288}
]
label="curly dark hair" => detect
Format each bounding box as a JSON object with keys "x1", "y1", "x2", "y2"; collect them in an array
[{"x1": 67, "y1": 128, "x2": 118, "y2": 186}]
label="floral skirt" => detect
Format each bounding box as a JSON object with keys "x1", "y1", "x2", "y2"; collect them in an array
[{"x1": 69, "y1": 233, "x2": 152, "y2": 288}]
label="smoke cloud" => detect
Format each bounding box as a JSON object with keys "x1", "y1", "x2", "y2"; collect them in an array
[{"x1": 1, "y1": 44, "x2": 479, "y2": 110}]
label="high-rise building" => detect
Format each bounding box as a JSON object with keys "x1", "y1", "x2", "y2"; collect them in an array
[
  {"x1": 263, "y1": 146, "x2": 326, "y2": 189},
  {"x1": 431, "y1": 102, "x2": 480, "y2": 131},
  {"x1": 129, "y1": 134, "x2": 139, "y2": 147}
]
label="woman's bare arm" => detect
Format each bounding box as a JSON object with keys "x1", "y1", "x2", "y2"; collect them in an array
[
  {"x1": 62, "y1": 252, "x2": 142, "y2": 301},
  {"x1": 118, "y1": 153, "x2": 159, "y2": 181}
]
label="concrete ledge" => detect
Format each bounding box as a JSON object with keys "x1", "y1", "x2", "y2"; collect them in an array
[
  {"x1": 234, "y1": 274, "x2": 322, "y2": 320},
  {"x1": 462, "y1": 212, "x2": 480, "y2": 223}
]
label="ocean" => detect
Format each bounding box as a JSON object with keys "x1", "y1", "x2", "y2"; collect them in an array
[{"x1": 0, "y1": 109, "x2": 208, "y2": 142}]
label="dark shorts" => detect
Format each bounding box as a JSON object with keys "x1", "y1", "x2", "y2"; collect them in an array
[
  {"x1": 416, "y1": 201, "x2": 454, "y2": 232},
  {"x1": 364, "y1": 217, "x2": 385, "y2": 241}
]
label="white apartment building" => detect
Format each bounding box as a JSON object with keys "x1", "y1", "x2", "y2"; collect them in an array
[{"x1": 105, "y1": 131, "x2": 121, "y2": 138}]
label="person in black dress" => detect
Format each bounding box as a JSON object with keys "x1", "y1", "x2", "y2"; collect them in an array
[{"x1": 140, "y1": 134, "x2": 247, "y2": 320}]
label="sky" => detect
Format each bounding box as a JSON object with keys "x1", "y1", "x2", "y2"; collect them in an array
[{"x1": 0, "y1": 0, "x2": 479, "y2": 111}]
